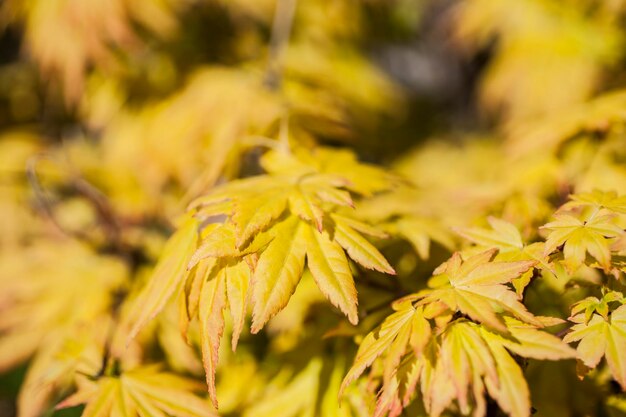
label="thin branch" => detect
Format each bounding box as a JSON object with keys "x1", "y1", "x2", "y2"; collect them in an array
[
  {"x1": 265, "y1": 0, "x2": 297, "y2": 89},
  {"x1": 555, "y1": 322, "x2": 574, "y2": 339},
  {"x1": 26, "y1": 154, "x2": 91, "y2": 243},
  {"x1": 73, "y1": 177, "x2": 122, "y2": 246},
  {"x1": 27, "y1": 153, "x2": 130, "y2": 257}
]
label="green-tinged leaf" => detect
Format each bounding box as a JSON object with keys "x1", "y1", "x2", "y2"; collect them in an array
[{"x1": 570, "y1": 291, "x2": 624, "y2": 323}]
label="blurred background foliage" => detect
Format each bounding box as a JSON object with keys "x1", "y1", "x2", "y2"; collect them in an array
[{"x1": 1, "y1": 0, "x2": 626, "y2": 416}]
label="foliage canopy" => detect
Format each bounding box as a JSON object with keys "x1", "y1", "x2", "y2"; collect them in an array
[{"x1": 1, "y1": 1, "x2": 626, "y2": 417}]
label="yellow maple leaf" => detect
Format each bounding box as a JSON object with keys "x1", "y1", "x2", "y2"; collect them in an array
[
  {"x1": 456, "y1": 217, "x2": 551, "y2": 296},
  {"x1": 344, "y1": 315, "x2": 573, "y2": 417},
  {"x1": 564, "y1": 305, "x2": 626, "y2": 390},
  {"x1": 542, "y1": 211, "x2": 623, "y2": 271},
  {"x1": 0, "y1": 241, "x2": 127, "y2": 372},
  {"x1": 56, "y1": 366, "x2": 217, "y2": 417},
  {"x1": 562, "y1": 189, "x2": 626, "y2": 214},
  {"x1": 414, "y1": 249, "x2": 540, "y2": 332}
]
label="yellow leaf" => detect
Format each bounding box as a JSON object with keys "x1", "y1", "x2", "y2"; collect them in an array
[
  {"x1": 187, "y1": 225, "x2": 238, "y2": 267},
  {"x1": 456, "y1": 217, "x2": 523, "y2": 250},
  {"x1": 416, "y1": 250, "x2": 540, "y2": 331},
  {"x1": 188, "y1": 223, "x2": 272, "y2": 269},
  {"x1": 199, "y1": 268, "x2": 227, "y2": 408},
  {"x1": 330, "y1": 213, "x2": 389, "y2": 239},
  {"x1": 179, "y1": 258, "x2": 216, "y2": 338},
  {"x1": 565, "y1": 305, "x2": 626, "y2": 389},
  {"x1": 563, "y1": 189, "x2": 626, "y2": 214},
  {"x1": 58, "y1": 378, "x2": 116, "y2": 417},
  {"x1": 289, "y1": 188, "x2": 324, "y2": 231},
  {"x1": 482, "y1": 331, "x2": 531, "y2": 417},
  {"x1": 126, "y1": 215, "x2": 199, "y2": 343},
  {"x1": 499, "y1": 317, "x2": 576, "y2": 361},
  {"x1": 333, "y1": 216, "x2": 395, "y2": 274},
  {"x1": 242, "y1": 359, "x2": 322, "y2": 417},
  {"x1": 231, "y1": 188, "x2": 289, "y2": 248},
  {"x1": 225, "y1": 260, "x2": 251, "y2": 351},
  {"x1": 58, "y1": 367, "x2": 216, "y2": 417},
  {"x1": 542, "y1": 212, "x2": 623, "y2": 271},
  {"x1": 251, "y1": 217, "x2": 307, "y2": 333},
  {"x1": 340, "y1": 306, "x2": 415, "y2": 396},
  {"x1": 304, "y1": 223, "x2": 359, "y2": 325}
]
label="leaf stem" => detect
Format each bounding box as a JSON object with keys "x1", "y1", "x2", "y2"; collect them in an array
[{"x1": 265, "y1": 0, "x2": 297, "y2": 89}]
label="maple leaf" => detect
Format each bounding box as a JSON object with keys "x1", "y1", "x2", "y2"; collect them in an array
[
  {"x1": 241, "y1": 359, "x2": 323, "y2": 417},
  {"x1": 303, "y1": 222, "x2": 360, "y2": 325},
  {"x1": 541, "y1": 211, "x2": 623, "y2": 271},
  {"x1": 570, "y1": 291, "x2": 624, "y2": 323},
  {"x1": 507, "y1": 90, "x2": 626, "y2": 155},
  {"x1": 414, "y1": 249, "x2": 540, "y2": 332},
  {"x1": 188, "y1": 148, "x2": 394, "y2": 333},
  {"x1": 493, "y1": 317, "x2": 576, "y2": 361},
  {"x1": 15, "y1": 318, "x2": 110, "y2": 417},
  {"x1": 562, "y1": 189, "x2": 626, "y2": 214},
  {"x1": 340, "y1": 302, "x2": 422, "y2": 397},
  {"x1": 124, "y1": 146, "x2": 395, "y2": 409},
  {"x1": 404, "y1": 319, "x2": 571, "y2": 417},
  {"x1": 0, "y1": 242, "x2": 128, "y2": 372},
  {"x1": 456, "y1": 217, "x2": 525, "y2": 252},
  {"x1": 56, "y1": 366, "x2": 217, "y2": 417},
  {"x1": 455, "y1": 217, "x2": 551, "y2": 295},
  {"x1": 454, "y1": 0, "x2": 619, "y2": 126},
  {"x1": 332, "y1": 213, "x2": 395, "y2": 274},
  {"x1": 340, "y1": 242, "x2": 574, "y2": 417},
  {"x1": 345, "y1": 315, "x2": 573, "y2": 417},
  {"x1": 1, "y1": 0, "x2": 179, "y2": 101},
  {"x1": 241, "y1": 354, "x2": 372, "y2": 417},
  {"x1": 387, "y1": 217, "x2": 456, "y2": 260},
  {"x1": 125, "y1": 214, "x2": 200, "y2": 343},
  {"x1": 178, "y1": 253, "x2": 254, "y2": 409},
  {"x1": 355, "y1": 188, "x2": 456, "y2": 261},
  {"x1": 564, "y1": 305, "x2": 626, "y2": 390},
  {"x1": 249, "y1": 216, "x2": 307, "y2": 333}
]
